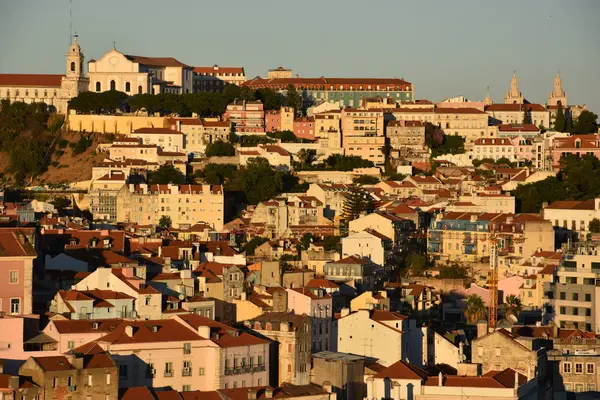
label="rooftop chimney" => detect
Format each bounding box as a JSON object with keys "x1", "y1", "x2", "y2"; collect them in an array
[
  {"x1": 125, "y1": 325, "x2": 134, "y2": 337},
  {"x1": 438, "y1": 372, "x2": 443, "y2": 387},
  {"x1": 476, "y1": 320, "x2": 488, "y2": 338},
  {"x1": 247, "y1": 389, "x2": 258, "y2": 400},
  {"x1": 264, "y1": 388, "x2": 273, "y2": 399}
]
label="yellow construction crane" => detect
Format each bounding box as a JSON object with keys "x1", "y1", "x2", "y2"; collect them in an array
[{"x1": 488, "y1": 235, "x2": 498, "y2": 330}]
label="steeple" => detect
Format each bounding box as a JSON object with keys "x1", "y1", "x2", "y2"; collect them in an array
[
  {"x1": 66, "y1": 34, "x2": 84, "y2": 78},
  {"x1": 484, "y1": 86, "x2": 493, "y2": 106},
  {"x1": 548, "y1": 71, "x2": 567, "y2": 107},
  {"x1": 504, "y1": 71, "x2": 524, "y2": 104}
]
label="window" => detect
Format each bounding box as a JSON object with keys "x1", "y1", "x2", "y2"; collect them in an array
[
  {"x1": 53, "y1": 378, "x2": 57, "y2": 388},
  {"x1": 183, "y1": 343, "x2": 191, "y2": 354},
  {"x1": 575, "y1": 384, "x2": 584, "y2": 393},
  {"x1": 563, "y1": 362, "x2": 571, "y2": 373},
  {"x1": 87, "y1": 374, "x2": 92, "y2": 386},
  {"x1": 125, "y1": 82, "x2": 131, "y2": 92},
  {"x1": 585, "y1": 293, "x2": 592, "y2": 302},
  {"x1": 560, "y1": 292, "x2": 566, "y2": 300},
  {"x1": 96, "y1": 82, "x2": 101, "y2": 91},
  {"x1": 183, "y1": 385, "x2": 191, "y2": 392},
  {"x1": 145, "y1": 297, "x2": 151, "y2": 306},
  {"x1": 588, "y1": 384, "x2": 596, "y2": 392},
  {"x1": 119, "y1": 365, "x2": 128, "y2": 379},
  {"x1": 258, "y1": 378, "x2": 262, "y2": 386},
  {"x1": 258, "y1": 355, "x2": 263, "y2": 365},
  {"x1": 573, "y1": 293, "x2": 579, "y2": 301},
  {"x1": 560, "y1": 306, "x2": 566, "y2": 314},
  {"x1": 585, "y1": 363, "x2": 595, "y2": 374},
  {"x1": 138, "y1": 85, "x2": 143, "y2": 94},
  {"x1": 575, "y1": 363, "x2": 583, "y2": 374},
  {"x1": 233, "y1": 382, "x2": 238, "y2": 388},
  {"x1": 199, "y1": 368, "x2": 204, "y2": 376},
  {"x1": 71, "y1": 62, "x2": 76, "y2": 72},
  {"x1": 10, "y1": 299, "x2": 20, "y2": 314},
  {"x1": 9, "y1": 271, "x2": 18, "y2": 283},
  {"x1": 110, "y1": 80, "x2": 116, "y2": 91},
  {"x1": 68, "y1": 341, "x2": 75, "y2": 349},
  {"x1": 495, "y1": 347, "x2": 501, "y2": 356},
  {"x1": 105, "y1": 373, "x2": 110, "y2": 385}
]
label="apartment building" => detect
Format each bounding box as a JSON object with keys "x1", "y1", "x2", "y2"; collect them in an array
[
  {"x1": 550, "y1": 134, "x2": 600, "y2": 170},
  {"x1": 314, "y1": 112, "x2": 341, "y2": 148},
  {"x1": 49, "y1": 290, "x2": 136, "y2": 320},
  {"x1": 341, "y1": 108, "x2": 386, "y2": 163},
  {"x1": 243, "y1": 77, "x2": 413, "y2": 108},
  {"x1": 167, "y1": 117, "x2": 231, "y2": 155},
  {"x1": 131, "y1": 127, "x2": 185, "y2": 152},
  {"x1": 285, "y1": 287, "x2": 332, "y2": 352},
  {"x1": 116, "y1": 183, "x2": 225, "y2": 231},
  {"x1": 497, "y1": 124, "x2": 541, "y2": 139},
  {"x1": 386, "y1": 120, "x2": 426, "y2": 159},
  {"x1": 434, "y1": 107, "x2": 490, "y2": 147},
  {"x1": 19, "y1": 350, "x2": 118, "y2": 400},
  {"x1": 0, "y1": 228, "x2": 37, "y2": 316},
  {"x1": 225, "y1": 101, "x2": 265, "y2": 134},
  {"x1": 265, "y1": 107, "x2": 295, "y2": 133},
  {"x1": 543, "y1": 196, "x2": 600, "y2": 239},
  {"x1": 486, "y1": 104, "x2": 550, "y2": 128},
  {"x1": 427, "y1": 212, "x2": 554, "y2": 264},
  {"x1": 543, "y1": 241, "x2": 600, "y2": 332},
  {"x1": 472, "y1": 138, "x2": 516, "y2": 162},
  {"x1": 343, "y1": 136, "x2": 386, "y2": 166},
  {"x1": 193, "y1": 65, "x2": 246, "y2": 92},
  {"x1": 244, "y1": 312, "x2": 312, "y2": 386}
]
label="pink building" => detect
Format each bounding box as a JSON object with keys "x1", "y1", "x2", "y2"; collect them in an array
[
  {"x1": 43, "y1": 319, "x2": 122, "y2": 354},
  {"x1": 511, "y1": 136, "x2": 536, "y2": 163},
  {"x1": 552, "y1": 134, "x2": 600, "y2": 170},
  {"x1": 0, "y1": 228, "x2": 37, "y2": 316},
  {"x1": 265, "y1": 110, "x2": 281, "y2": 133},
  {"x1": 225, "y1": 100, "x2": 265, "y2": 134},
  {"x1": 293, "y1": 117, "x2": 316, "y2": 140},
  {"x1": 285, "y1": 288, "x2": 332, "y2": 352}
]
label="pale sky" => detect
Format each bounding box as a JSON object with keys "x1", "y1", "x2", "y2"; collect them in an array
[{"x1": 1, "y1": 0, "x2": 599, "y2": 114}]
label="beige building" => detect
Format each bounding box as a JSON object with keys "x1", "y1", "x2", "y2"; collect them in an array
[
  {"x1": 343, "y1": 136, "x2": 386, "y2": 165},
  {"x1": 88, "y1": 48, "x2": 193, "y2": 95},
  {"x1": 268, "y1": 66, "x2": 293, "y2": 79},
  {"x1": 167, "y1": 117, "x2": 231, "y2": 155},
  {"x1": 193, "y1": 65, "x2": 246, "y2": 93},
  {"x1": 314, "y1": 112, "x2": 342, "y2": 148},
  {"x1": 341, "y1": 108, "x2": 384, "y2": 138},
  {"x1": 542, "y1": 197, "x2": 600, "y2": 239},
  {"x1": 244, "y1": 312, "x2": 312, "y2": 385},
  {"x1": 386, "y1": 120, "x2": 426, "y2": 158},
  {"x1": 67, "y1": 114, "x2": 169, "y2": 135},
  {"x1": 0, "y1": 36, "x2": 89, "y2": 114},
  {"x1": 486, "y1": 104, "x2": 550, "y2": 128},
  {"x1": 116, "y1": 183, "x2": 225, "y2": 230},
  {"x1": 131, "y1": 127, "x2": 186, "y2": 152},
  {"x1": 434, "y1": 107, "x2": 490, "y2": 147}
]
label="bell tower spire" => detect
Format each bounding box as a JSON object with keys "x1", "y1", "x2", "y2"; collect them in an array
[
  {"x1": 548, "y1": 70, "x2": 567, "y2": 107},
  {"x1": 484, "y1": 86, "x2": 493, "y2": 106},
  {"x1": 504, "y1": 71, "x2": 524, "y2": 104}
]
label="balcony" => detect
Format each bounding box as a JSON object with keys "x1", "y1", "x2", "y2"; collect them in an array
[
  {"x1": 182, "y1": 369, "x2": 192, "y2": 377},
  {"x1": 224, "y1": 365, "x2": 265, "y2": 375},
  {"x1": 164, "y1": 371, "x2": 174, "y2": 377}
]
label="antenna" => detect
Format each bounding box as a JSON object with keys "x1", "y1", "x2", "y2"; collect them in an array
[{"x1": 69, "y1": 0, "x2": 72, "y2": 45}]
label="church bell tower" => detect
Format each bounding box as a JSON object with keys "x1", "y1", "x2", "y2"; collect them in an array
[{"x1": 60, "y1": 34, "x2": 90, "y2": 113}]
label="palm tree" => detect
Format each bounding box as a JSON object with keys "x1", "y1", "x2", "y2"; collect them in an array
[
  {"x1": 502, "y1": 295, "x2": 523, "y2": 322},
  {"x1": 463, "y1": 294, "x2": 486, "y2": 325}
]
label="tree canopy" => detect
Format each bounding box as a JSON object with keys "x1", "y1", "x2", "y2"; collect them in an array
[
  {"x1": 553, "y1": 103, "x2": 565, "y2": 132},
  {"x1": 149, "y1": 164, "x2": 186, "y2": 185},
  {"x1": 512, "y1": 154, "x2": 600, "y2": 212},
  {"x1": 342, "y1": 186, "x2": 374, "y2": 221},
  {"x1": 295, "y1": 154, "x2": 374, "y2": 172},
  {"x1": 229, "y1": 157, "x2": 285, "y2": 205},
  {"x1": 353, "y1": 175, "x2": 380, "y2": 185},
  {"x1": 194, "y1": 163, "x2": 238, "y2": 185},
  {"x1": 571, "y1": 110, "x2": 598, "y2": 134},
  {"x1": 205, "y1": 140, "x2": 235, "y2": 157}
]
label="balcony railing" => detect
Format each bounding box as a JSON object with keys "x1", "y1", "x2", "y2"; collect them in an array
[
  {"x1": 224, "y1": 365, "x2": 266, "y2": 375},
  {"x1": 164, "y1": 371, "x2": 174, "y2": 377},
  {"x1": 182, "y1": 369, "x2": 192, "y2": 377}
]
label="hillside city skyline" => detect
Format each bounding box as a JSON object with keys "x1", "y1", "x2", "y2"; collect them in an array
[{"x1": 1, "y1": 0, "x2": 599, "y2": 114}]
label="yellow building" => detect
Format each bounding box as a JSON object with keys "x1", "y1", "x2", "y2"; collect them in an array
[
  {"x1": 341, "y1": 108, "x2": 384, "y2": 137},
  {"x1": 434, "y1": 107, "x2": 490, "y2": 147},
  {"x1": 116, "y1": 183, "x2": 225, "y2": 230}
]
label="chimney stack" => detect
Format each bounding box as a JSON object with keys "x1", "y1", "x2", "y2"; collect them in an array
[
  {"x1": 125, "y1": 325, "x2": 134, "y2": 337},
  {"x1": 264, "y1": 388, "x2": 273, "y2": 399},
  {"x1": 438, "y1": 372, "x2": 443, "y2": 387}
]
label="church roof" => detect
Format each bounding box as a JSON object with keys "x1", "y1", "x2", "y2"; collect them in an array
[
  {"x1": 124, "y1": 55, "x2": 192, "y2": 69},
  {"x1": 0, "y1": 74, "x2": 64, "y2": 88}
]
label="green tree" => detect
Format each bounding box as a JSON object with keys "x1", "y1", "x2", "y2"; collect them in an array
[
  {"x1": 522, "y1": 107, "x2": 529, "y2": 124},
  {"x1": 431, "y1": 135, "x2": 465, "y2": 158},
  {"x1": 463, "y1": 294, "x2": 486, "y2": 325},
  {"x1": 405, "y1": 253, "x2": 428, "y2": 276},
  {"x1": 255, "y1": 88, "x2": 283, "y2": 110},
  {"x1": 342, "y1": 186, "x2": 374, "y2": 221},
  {"x1": 300, "y1": 233, "x2": 314, "y2": 250},
  {"x1": 296, "y1": 148, "x2": 315, "y2": 167},
  {"x1": 50, "y1": 197, "x2": 71, "y2": 213},
  {"x1": 352, "y1": 175, "x2": 380, "y2": 185},
  {"x1": 194, "y1": 163, "x2": 237, "y2": 184},
  {"x1": 159, "y1": 215, "x2": 172, "y2": 229},
  {"x1": 501, "y1": 295, "x2": 523, "y2": 322},
  {"x1": 571, "y1": 110, "x2": 599, "y2": 134},
  {"x1": 322, "y1": 236, "x2": 341, "y2": 251},
  {"x1": 553, "y1": 102, "x2": 565, "y2": 132},
  {"x1": 589, "y1": 218, "x2": 600, "y2": 233},
  {"x1": 243, "y1": 237, "x2": 269, "y2": 256},
  {"x1": 149, "y1": 164, "x2": 186, "y2": 185},
  {"x1": 205, "y1": 140, "x2": 235, "y2": 157},
  {"x1": 284, "y1": 85, "x2": 302, "y2": 116},
  {"x1": 229, "y1": 157, "x2": 284, "y2": 204}
]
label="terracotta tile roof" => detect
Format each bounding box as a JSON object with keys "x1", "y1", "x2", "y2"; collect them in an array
[
  {"x1": 374, "y1": 360, "x2": 429, "y2": 379},
  {"x1": 177, "y1": 314, "x2": 270, "y2": 347},
  {"x1": 193, "y1": 65, "x2": 244, "y2": 75},
  {"x1": 331, "y1": 255, "x2": 369, "y2": 265},
  {"x1": 0, "y1": 229, "x2": 37, "y2": 257},
  {"x1": 435, "y1": 107, "x2": 486, "y2": 114},
  {"x1": 370, "y1": 310, "x2": 408, "y2": 322},
  {"x1": 125, "y1": 55, "x2": 191, "y2": 69},
  {"x1": 33, "y1": 356, "x2": 74, "y2": 372},
  {"x1": 51, "y1": 319, "x2": 123, "y2": 334},
  {"x1": 537, "y1": 264, "x2": 557, "y2": 275},
  {"x1": 305, "y1": 279, "x2": 339, "y2": 289},
  {"x1": 486, "y1": 103, "x2": 547, "y2": 112},
  {"x1": 259, "y1": 144, "x2": 290, "y2": 156},
  {"x1": 0, "y1": 73, "x2": 64, "y2": 87},
  {"x1": 0, "y1": 374, "x2": 37, "y2": 390},
  {"x1": 290, "y1": 288, "x2": 331, "y2": 300},
  {"x1": 154, "y1": 390, "x2": 184, "y2": 400},
  {"x1": 98, "y1": 319, "x2": 204, "y2": 345},
  {"x1": 498, "y1": 124, "x2": 540, "y2": 132},
  {"x1": 364, "y1": 229, "x2": 391, "y2": 241},
  {"x1": 409, "y1": 175, "x2": 441, "y2": 184},
  {"x1": 119, "y1": 387, "x2": 155, "y2": 400},
  {"x1": 134, "y1": 127, "x2": 184, "y2": 135},
  {"x1": 545, "y1": 199, "x2": 596, "y2": 210}
]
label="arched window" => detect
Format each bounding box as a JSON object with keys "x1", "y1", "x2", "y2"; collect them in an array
[
  {"x1": 125, "y1": 82, "x2": 131, "y2": 92},
  {"x1": 96, "y1": 82, "x2": 101, "y2": 92},
  {"x1": 70, "y1": 62, "x2": 76, "y2": 72},
  {"x1": 110, "y1": 80, "x2": 116, "y2": 91},
  {"x1": 138, "y1": 85, "x2": 143, "y2": 95}
]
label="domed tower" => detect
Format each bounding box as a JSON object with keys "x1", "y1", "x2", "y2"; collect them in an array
[
  {"x1": 483, "y1": 86, "x2": 493, "y2": 106},
  {"x1": 504, "y1": 71, "x2": 524, "y2": 104},
  {"x1": 548, "y1": 71, "x2": 567, "y2": 107},
  {"x1": 66, "y1": 35, "x2": 84, "y2": 78}
]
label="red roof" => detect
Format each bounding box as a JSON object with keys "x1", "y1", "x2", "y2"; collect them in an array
[
  {"x1": 305, "y1": 279, "x2": 339, "y2": 289},
  {"x1": 435, "y1": 107, "x2": 486, "y2": 114},
  {"x1": 0, "y1": 73, "x2": 64, "y2": 87},
  {"x1": 370, "y1": 310, "x2": 408, "y2": 322},
  {"x1": 34, "y1": 356, "x2": 74, "y2": 372},
  {"x1": 51, "y1": 319, "x2": 123, "y2": 334},
  {"x1": 545, "y1": 199, "x2": 596, "y2": 210},
  {"x1": 193, "y1": 65, "x2": 244, "y2": 75},
  {"x1": 0, "y1": 229, "x2": 37, "y2": 257},
  {"x1": 374, "y1": 360, "x2": 429, "y2": 379},
  {"x1": 125, "y1": 55, "x2": 191, "y2": 69},
  {"x1": 133, "y1": 127, "x2": 184, "y2": 135},
  {"x1": 97, "y1": 319, "x2": 203, "y2": 345},
  {"x1": 331, "y1": 255, "x2": 369, "y2": 265},
  {"x1": 498, "y1": 124, "x2": 540, "y2": 132}
]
